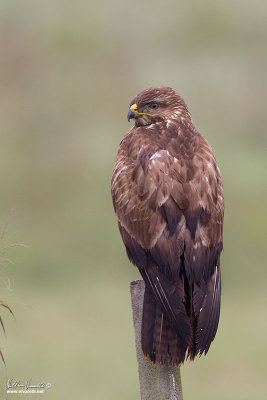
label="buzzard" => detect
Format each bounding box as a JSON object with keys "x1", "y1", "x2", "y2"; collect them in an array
[{"x1": 111, "y1": 87, "x2": 224, "y2": 366}]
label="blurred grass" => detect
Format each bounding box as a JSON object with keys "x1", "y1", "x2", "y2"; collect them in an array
[{"x1": 0, "y1": 0, "x2": 266, "y2": 398}]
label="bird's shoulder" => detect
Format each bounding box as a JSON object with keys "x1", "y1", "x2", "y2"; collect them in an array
[{"x1": 114, "y1": 120, "x2": 218, "y2": 185}]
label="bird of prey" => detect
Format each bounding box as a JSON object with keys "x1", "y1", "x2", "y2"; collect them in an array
[{"x1": 111, "y1": 87, "x2": 224, "y2": 366}]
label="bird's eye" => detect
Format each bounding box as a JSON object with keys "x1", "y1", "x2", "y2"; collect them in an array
[{"x1": 149, "y1": 102, "x2": 159, "y2": 110}]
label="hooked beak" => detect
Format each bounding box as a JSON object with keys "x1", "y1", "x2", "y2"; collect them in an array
[
  {"x1": 127, "y1": 103, "x2": 152, "y2": 122},
  {"x1": 127, "y1": 104, "x2": 139, "y2": 122}
]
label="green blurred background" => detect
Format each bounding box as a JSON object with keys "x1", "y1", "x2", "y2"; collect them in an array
[{"x1": 0, "y1": 0, "x2": 266, "y2": 399}]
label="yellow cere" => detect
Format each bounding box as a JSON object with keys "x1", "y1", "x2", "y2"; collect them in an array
[
  {"x1": 130, "y1": 103, "x2": 152, "y2": 117},
  {"x1": 130, "y1": 104, "x2": 138, "y2": 112}
]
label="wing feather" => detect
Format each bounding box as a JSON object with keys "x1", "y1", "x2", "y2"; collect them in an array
[{"x1": 196, "y1": 266, "x2": 221, "y2": 354}]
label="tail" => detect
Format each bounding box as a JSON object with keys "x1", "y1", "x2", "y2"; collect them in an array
[
  {"x1": 140, "y1": 265, "x2": 221, "y2": 366},
  {"x1": 141, "y1": 286, "x2": 188, "y2": 366}
]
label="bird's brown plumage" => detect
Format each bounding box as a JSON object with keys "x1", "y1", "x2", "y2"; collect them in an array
[{"x1": 111, "y1": 87, "x2": 224, "y2": 366}]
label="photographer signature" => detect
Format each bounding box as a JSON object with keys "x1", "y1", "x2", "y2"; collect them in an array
[{"x1": 6, "y1": 378, "x2": 51, "y2": 390}]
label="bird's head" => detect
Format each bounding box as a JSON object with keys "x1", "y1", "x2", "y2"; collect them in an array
[{"x1": 127, "y1": 87, "x2": 191, "y2": 127}]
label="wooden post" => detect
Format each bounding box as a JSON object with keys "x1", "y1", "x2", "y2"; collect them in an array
[{"x1": 130, "y1": 280, "x2": 183, "y2": 400}]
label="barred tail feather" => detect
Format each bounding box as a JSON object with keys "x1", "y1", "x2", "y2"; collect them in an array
[
  {"x1": 140, "y1": 265, "x2": 221, "y2": 365},
  {"x1": 141, "y1": 286, "x2": 188, "y2": 366}
]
